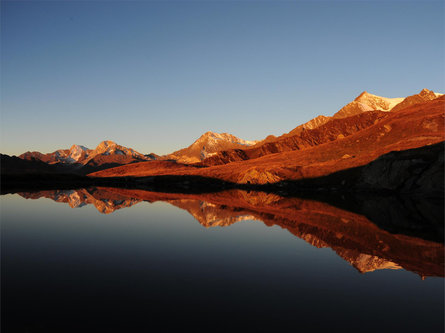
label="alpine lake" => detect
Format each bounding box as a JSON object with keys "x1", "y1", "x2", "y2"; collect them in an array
[{"x1": 1, "y1": 187, "x2": 443, "y2": 332}]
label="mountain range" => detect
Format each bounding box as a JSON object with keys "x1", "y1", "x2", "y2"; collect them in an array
[
  {"x1": 17, "y1": 140, "x2": 157, "y2": 174},
  {"x1": 87, "y1": 89, "x2": 444, "y2": 190},
  {"x1": 3, "y1": 88, "x2": 444, "y2": 192}
]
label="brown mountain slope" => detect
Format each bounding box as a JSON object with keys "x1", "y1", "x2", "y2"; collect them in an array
[
  {"x1": 283, "y1": 91, "x2": 403, "y2": 136},
  {"x1": 19, "y1": 151, "x2": 54, "y2": 163},
  {"x1": 199, "y1": 111, "x2": 387, "y2": 166},
  {"x1": 285, "y1": 91, "x2": 404, "y2": 137},
  {"x1": 194, "y1": 96, "x2": 445, "y2": 184},
  {"x1": 163, "y1": 132, "x2": 258, "y2": 164},
  {"x1": 20, "y1": 145, "x2": 92, "y2": 164},
  {"x1": 19, "y1": 140, "x2": 154, "y2": 168},
  {"x1": 198, "y1": 89, "x2": 442, "y2": 167},
  {"x1": 89, "y1": 96, "x2": 445, "y2": 185},
  {"x1": 279, "y1": 90, "x2": 407, "y2": 137},
  {"x1": 333, "y1": 90, "x2": 404, "y2": 119},
  {"x1": 391, "y1": 88, "x2": 442, "y2": 112},
  {"x1": 1, "y1": 154, "x2": 68, "y2": 174},
  {"x1": 286, "y1": 115, "x2": 331, "y2": 136}
]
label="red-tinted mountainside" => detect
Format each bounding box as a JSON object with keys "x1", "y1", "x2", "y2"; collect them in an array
[
  {"x1": 198, "y1": 111, "x2": 386, "y2": 166},
  {"x1": 18, "y1": 140, "x2": 156, "y2": 174},
  {"x1": 162, "y1": 132, "x2": 258, "y2": 163},
  {"x1": 20, "y1": 141, "x2": 154, "y2": 167},
  {"x1": 283, "y1": 89, "x2": 440, "y2": 137},
  {"x1": 90, "y1": 96, "x2": 445, "y2": 185},
  {"x1": 8, "y1": 88, "x2": 444, "y2": 189},
  {"x1": 197, "y1": 89, "x2": 442, "y2": 167},
  {"x1": 391, "y1": 88, "x2": 441, "y2": 113}
]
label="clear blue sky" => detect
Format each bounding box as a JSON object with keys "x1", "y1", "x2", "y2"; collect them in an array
[{"x1": 1, "y1": 0, "x2": 444, "y2": 156}]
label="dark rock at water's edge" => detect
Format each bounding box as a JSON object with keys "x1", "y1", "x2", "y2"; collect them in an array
[
  {"x1": 283, "y1": 192, "x2": 443, "y2": 244},
  {"x1": 267, "y1": 142, "x2": 444, "y2": 196},
  {"x1": 0, "y1": 173, "x2": 235, "y2": 194}
]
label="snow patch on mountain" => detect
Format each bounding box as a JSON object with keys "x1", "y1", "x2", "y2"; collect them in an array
[
  {"x1": 333, "y1": 91, "x2": 405, "y2": 119},
  {"x1": 165, "y1": 131, "x2": 258, "y2": 163}
]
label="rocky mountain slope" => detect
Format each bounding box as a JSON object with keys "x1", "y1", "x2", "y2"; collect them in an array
[
  {"x1": 199, "y1": 89, "x2": 442, "y2": 165},
  {"x1": 19, "y1": 140, "x2": 154, "y2": 171},
  {"x1": 287, "y1": 91, "x2": 404, "y2": 137},
  {"x1": 390, "y1": 88, "x2": 442, "y2": 112},
  {"x1": 199, "y1": 111, "x2": 387, "y2": 166},
  {"x1": 81, "y1": 140, "x2": 153, "y2": 168},
  {"x1": 20, "y1": 144, "x2": 92, "y2": 164},
  {"x1": 90, "y1": 96, "x2": 445, "y2": 187},
  {"x1": 164, "y1": 131, "x2": 258, "y2": 163},
  {"x1": 1, "y1": 154, "x2": 68, "y2": 174},
  {"x1": 8, "y1": 89, "x2": 444, "y2": 193},
  {"x1": 333, "y1": 90, "x2": 405, "y2": 118}
]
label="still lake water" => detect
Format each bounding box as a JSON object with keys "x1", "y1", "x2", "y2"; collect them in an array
[{"x1": 1, "y1": 188, "x2": 444, "y2": 332}]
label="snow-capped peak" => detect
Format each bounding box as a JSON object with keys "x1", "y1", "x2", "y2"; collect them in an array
[
  {"x1": 70, "y1": 144, "x2": 89, "y2": 152},
  {"x1": 88, "y1": 140, "x2": 149, "y2": 160},
  {"x1": 67, "y1": 144, "x2": 91, "y2": 162},
  {"x1": 96, "y1": 140, "x2": 117, "y2": 150},
  {"x1": 165, "y1": 131, "x2": 259, "y2": 163},
  {"x1": 197, "y1": 132, "x2": 258, "y2": 147},
  {"x1": 353, "y1": 91, "x2": 404, "y2": 111},
  {"x1": 334, "y1": 91, "x2": 405, "y2": 119}
]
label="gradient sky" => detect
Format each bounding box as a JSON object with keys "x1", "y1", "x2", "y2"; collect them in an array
[{"x1": 1, "y1": 0, "x2": 444, "y2": 156}]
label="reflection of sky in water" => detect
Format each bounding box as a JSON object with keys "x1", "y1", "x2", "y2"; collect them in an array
[{"x1": 1, "y1": 194, "x2": 444, "y2": 332}]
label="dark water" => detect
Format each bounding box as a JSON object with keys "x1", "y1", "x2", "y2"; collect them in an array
[{"x1": 1, "y1": 188, "x2": 444, "y2": 332}]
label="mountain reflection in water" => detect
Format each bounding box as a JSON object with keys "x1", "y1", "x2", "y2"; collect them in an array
[{"x1": 18, "y1": 187, "x2": 444, "y2": 278}]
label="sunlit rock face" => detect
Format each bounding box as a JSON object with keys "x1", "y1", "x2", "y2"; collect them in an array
[
  {"x1": 198, "y1": 110, "x2": 387, "y2": 167},
  {"x1": 193, "y1": 97, "x2": 445, "y2": 185},
  {"x1": 18, "y1": 188, "x2": 444, "y2": 278},
  {"x1": 271, "y1": 88, "x2": 441, "y2": 138},
  {"x1": 16, "y1": 89, "x2": 444, "y2": 186},
  {"x1": 391, "y1": 88, "x2": 442, "y2": 113},
  {"x1": 92, "y1": 96, "x2": 445, "y2": 189},
  {"x1": 192, "y1": 89, "x2": 442, "y2": 167},
  {"x1": 19, "y1": 140, "x2": 154, "y2": 168},
  {"x1": 164, "y1": 131, "x2": 258, "y2": 164},
  {"x1": 333, "y1": 91, "x2": 405, "y2": 119}
]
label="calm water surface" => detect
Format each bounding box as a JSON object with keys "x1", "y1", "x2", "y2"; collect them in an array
[{"x1": 1, "y1": 189, "x2": 444, "y2": 332}]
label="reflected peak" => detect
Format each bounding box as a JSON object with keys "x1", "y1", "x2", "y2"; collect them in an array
[{"x1": 17, "y1": 187, "x2": 444, "y2": 278}]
